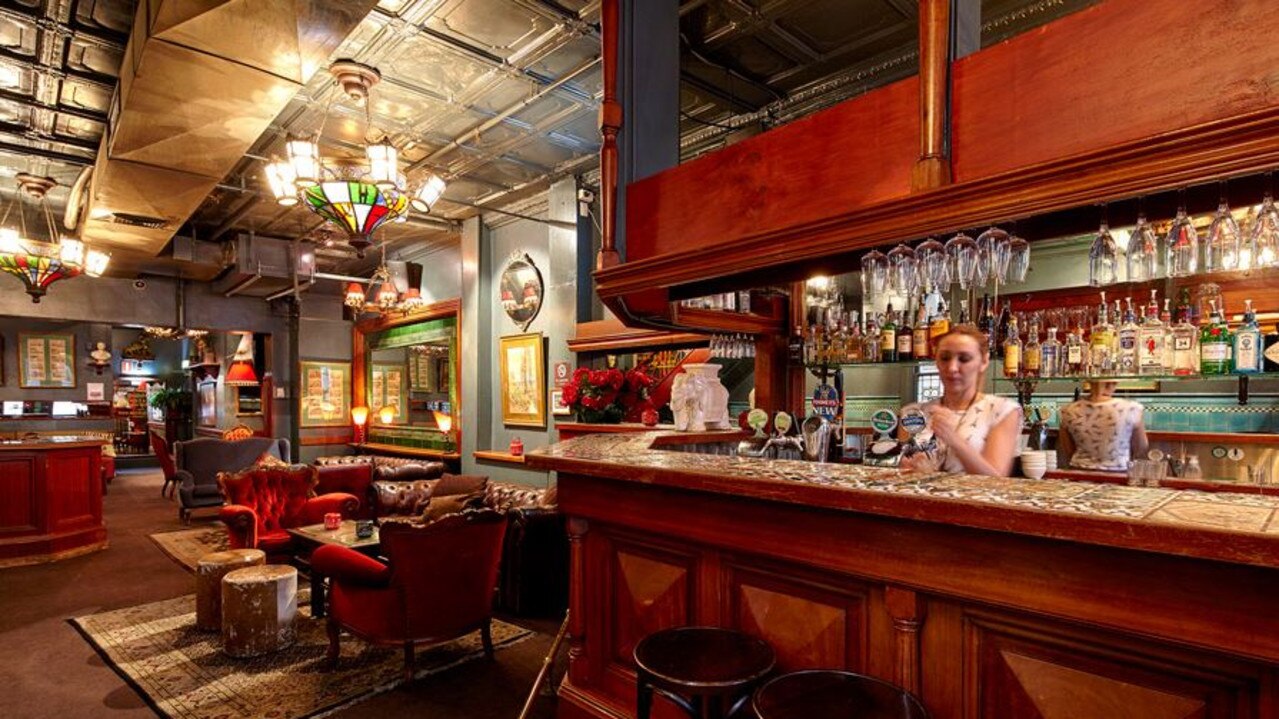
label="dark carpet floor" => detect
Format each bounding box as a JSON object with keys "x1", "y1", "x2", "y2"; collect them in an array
[{"x1": 0, "y1": 468, "x2": 563, "y2": 719}]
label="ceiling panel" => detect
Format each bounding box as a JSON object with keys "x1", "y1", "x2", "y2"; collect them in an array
[{"x1": 426, "y1": 0, "x2": 556, "y2": 63}]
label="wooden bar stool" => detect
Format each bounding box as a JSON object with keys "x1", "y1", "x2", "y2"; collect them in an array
[
  {"x1": 752, "y1": 670, "x2": 929, "y2": 719},
  {"x1": 633, "y1": 626, "x2": 775, "y2": 719}
]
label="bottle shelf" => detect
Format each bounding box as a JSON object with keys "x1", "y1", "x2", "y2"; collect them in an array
[{"x1": 992, "y1": 372, "x2": 1279, "y2": 383}]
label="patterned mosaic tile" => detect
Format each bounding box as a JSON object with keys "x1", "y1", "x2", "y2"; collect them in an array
[{"x1": 534, "y1": 432, "x2": 1279, "y2": 540}]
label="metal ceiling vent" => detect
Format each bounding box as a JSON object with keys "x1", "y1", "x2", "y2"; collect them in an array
[{"x1": 107, "y1": 212, "x2": 169, "y2": 229}]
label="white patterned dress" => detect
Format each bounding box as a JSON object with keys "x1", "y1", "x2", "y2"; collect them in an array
[
  {"x1": 1058, "y1": 397, "x2": 1144, "y2": 471},
  {"x1": 904, "y1": 395, "x2": 1021, "y2": 473}
]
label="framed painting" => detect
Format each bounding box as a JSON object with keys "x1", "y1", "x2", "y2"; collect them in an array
[
  {"x1": 550, "y1": 388, "x2": 571, "y2": 416},
  {"x1": 197, "y1": 380, "x2": 217, "y2": 427},
  {"x1": 19, "y1": 333, "x2": 75, "y2": 388},
  {"x1": 499, "y1": 332, "x2": 545, "y2": 427},
  {"x1": 299, "y1": 360, "x2": 350, "y2": 427}
]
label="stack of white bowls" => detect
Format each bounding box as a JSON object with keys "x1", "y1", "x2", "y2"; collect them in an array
[
  {"x1": 1020, "y1": 450, "x2": 1048, "y2": 479},
  {"x1": 1044, "y1": 450, "x2": 1058, "y2": 471}
]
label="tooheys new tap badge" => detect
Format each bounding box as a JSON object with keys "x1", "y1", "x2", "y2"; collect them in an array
[{"x1": 812, "y1": 383, "x2": 840, "y2": 421}]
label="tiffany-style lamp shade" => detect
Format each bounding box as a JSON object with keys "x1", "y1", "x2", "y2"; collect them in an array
[
  {"x1": 303, "y1": 181, "x2": 408, "y2": 256},
  {"x1": 0, "y1": 241, "x2": 83, "y2": 303}
]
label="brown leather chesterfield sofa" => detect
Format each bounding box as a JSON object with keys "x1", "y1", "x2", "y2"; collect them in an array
[{"x1": 314, "y1": 455, "x2": 447, "y2": 519}]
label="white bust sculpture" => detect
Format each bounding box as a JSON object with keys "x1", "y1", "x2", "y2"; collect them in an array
[{"x1": 90, "y1": 342, "x2": 111, "y2": 364}]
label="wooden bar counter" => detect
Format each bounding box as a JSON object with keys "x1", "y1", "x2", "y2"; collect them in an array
[
  {"x1": 528, "y1": 431, "x2": 1279, "y2": 719},
  {"x1": 0, "y1": 436, "x2": 106, "y2": 568}
]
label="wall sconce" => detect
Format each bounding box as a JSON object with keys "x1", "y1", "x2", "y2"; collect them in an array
[
  {"x1": 432, "y1": 410, "x2": 453, "y2": 438},
  {"x1": 351, "y1": 405, "x2": 369, "y2": 444},
  {"x1": 378, "y1": 404, "x2": 396, "y2": 425}
]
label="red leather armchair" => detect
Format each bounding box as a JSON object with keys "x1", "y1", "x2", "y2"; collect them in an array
[
  {"x1": 312, "y1": 510, "x2": 507, "y2": 680},
  {"x1": 218, "y1": 464, "x2": 360, "y2": 558}
]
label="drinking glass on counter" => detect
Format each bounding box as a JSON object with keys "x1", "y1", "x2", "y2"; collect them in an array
[{"x1": 1127, "y1": 459, "x2": 1167, "y2": 487}]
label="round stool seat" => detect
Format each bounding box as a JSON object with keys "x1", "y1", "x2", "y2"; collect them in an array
[
  {"x1": 221, "y1": 565, "x2": 298, "y2": 658},
  {"x1": 753, "y1": 670, "x2": 929, "y2": 719},
  {"x1": 634, "y1": 627, "x2": 775, "y2": 719},
  {"x1": 195, "y1": 549, "x2": 266, "y2": 632}
]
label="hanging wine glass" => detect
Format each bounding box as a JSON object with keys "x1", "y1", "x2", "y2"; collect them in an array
[
  {"x1": 1248, "y1": 193, "x2": 1279, "y2": 269},
  {"x1": 1088, "y1": 222, "x2": 1119, "y2": 286},
  {"x1": 887, "y1": 243, "x2": 918, "y2": 297},
  {"x1": 860, "y1": 248, "x2": 888, "y2": 299},
  {"x1": 976, "y1": 226, "x2": 1011, "y2": 285},
  {"x1": 1204, "y1": 199, "x2": 1241, "y2": 273},
  {"x1": 1165, "y1": 202, "x2": 1199, "y2": 278},
  {"x1": 1005, "y1": 231, "x2": 1030, "y2": 284},
  {"x1": 915, "y1": 237, "x2": 947, "y2": 291},
  {"x1": 1126, "y1": 213, "x2": 1159, "y2": 282},
  {"x1": 945, "y1": 232, "x2": 978, "y2": 290}
]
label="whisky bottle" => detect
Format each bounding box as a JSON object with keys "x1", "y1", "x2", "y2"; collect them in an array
[
  {"x1": 1234, "y1": 299, "x2": 1262, "y2": 374},
  {"x1": 995, "y1": 301, "x2": 1011, "y2": 360},
  {"x1": 896, "y1": 303, "x2": 914, "y2": 362},
  {"x1": 913, "y1": 300, "x2": 931, "y2": 360},
  {"x1": 1003, "y1": 315, "x2": 1022, "y2": 378},
  {"x1": 1023, "y1": 316, "x2": 1042, "y2": 378},
  {"x1": 880, "y1": 306, "x2": 897, "y2": 363},
  {"x1": 1200, "y1": 300, "x2": 1231, "y2": 375}
]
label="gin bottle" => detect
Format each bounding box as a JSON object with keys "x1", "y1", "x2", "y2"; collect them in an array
[
  {"x1": 1117, "y1": 297, "x2": 1139, "y2": 376},
  {"x1": 1040, "y1": 325, "x2": 1061, "y2": 378},
  {"x1": 1200, "y1": 300, "x2": 1231, "y2": 375},
  {"x1": 1138, "y1": 290, "x2": 1168, "y2": 376},
  {"x1": 1234, "y1": 299, "x2": 1262, "y2": 374},
  {"x1": 1171, "y1": 305, "x2": 1199, "y2": 376}
]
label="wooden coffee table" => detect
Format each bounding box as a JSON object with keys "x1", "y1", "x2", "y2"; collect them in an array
[{"x1": 287, "y1": 521, "x2": 380, "y2": 618}]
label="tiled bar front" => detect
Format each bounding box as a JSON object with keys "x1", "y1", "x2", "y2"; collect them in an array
[{"x1": 529, "y1": 431, "x2": 1279, "y2": 719}]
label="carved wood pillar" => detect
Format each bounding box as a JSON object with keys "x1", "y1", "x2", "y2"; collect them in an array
[
  {"x1": 597, "y1": 0, "x2": 621, "y2": 270},
  {"x1": 567, "y1": 516, "x2": 592, "y2": 684},
  {"x1": 884, "y1": 585, "x2": 926, "y2": 695},
  {"x1": 913, "y1": 0, "x2": 952, "y2": 190}
]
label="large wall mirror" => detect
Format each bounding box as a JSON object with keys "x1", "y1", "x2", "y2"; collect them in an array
[{"x1": 353, "y1": 300, "x2": 459, "y2": 458}]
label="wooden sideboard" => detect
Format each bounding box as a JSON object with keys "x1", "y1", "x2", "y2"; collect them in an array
[
  {"x1": 0, "y1": 438, "x2": 106, "y2": 567},
  {"x1": 529, "y1": 432, "x2": 1279, "y2": 719}
]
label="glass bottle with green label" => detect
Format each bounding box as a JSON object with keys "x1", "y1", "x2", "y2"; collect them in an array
[{"x1": 1199, "y1": 300, "x2": 1232, "y2": 375}]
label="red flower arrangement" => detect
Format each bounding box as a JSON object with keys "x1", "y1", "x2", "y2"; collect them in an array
[{"x1": 560, "y1": 364, "x2": 656, "y2": 423}]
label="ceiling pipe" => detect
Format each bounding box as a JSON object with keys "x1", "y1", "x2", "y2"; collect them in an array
[{"x1": 315, "y1": 272, "x2": 372, "y2": 284}]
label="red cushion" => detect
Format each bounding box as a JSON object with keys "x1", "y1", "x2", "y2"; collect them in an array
[
  {"x1": 256, "y1": 529, "x2": 293, "y2": 554},
  {"x1": 218, "y1": 464, "x2": 318, "y2": 536},
  {"x1": 329, "y1": 581, "x2": 403, "y2": 639}
]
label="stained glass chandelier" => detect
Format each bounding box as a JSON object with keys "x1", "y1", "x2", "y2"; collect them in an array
[
  {"x1": 263, "y1": 60, "x2": 447, "y2": 257},
  {"x1": 0, "y1": 173, "x2": 110, "y2": 303}
]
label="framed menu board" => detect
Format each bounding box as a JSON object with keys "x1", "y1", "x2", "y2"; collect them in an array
[
  {"x1": 370, "y1": 363, "x2": 406, "y2": 424},
  {"x1": 299, "y1": 360, "x2": 350, "y2": 427},
  {"x1": 19, "y1": 333, "x2": 76, "y2": 388}
]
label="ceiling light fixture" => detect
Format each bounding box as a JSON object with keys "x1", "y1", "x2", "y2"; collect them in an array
[
  {"x1": 262, "y1": 60, "x2": 447, "y2": 257},
  {"x1": 341, "y1": 243, "x2": 428, "y2": 319},
  {"x1": 0, "y1": 173, "x2": 110, "y2": 303}
]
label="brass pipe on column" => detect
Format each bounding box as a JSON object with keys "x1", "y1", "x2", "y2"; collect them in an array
[
  {"x1": 913, "y1": 0, "x2": 953, "y2": 190},
  {"x1": 597, "y1": 0, "x2": 622, "y2": 270}
]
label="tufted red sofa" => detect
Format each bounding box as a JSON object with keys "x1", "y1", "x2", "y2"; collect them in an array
[{"x1": 218, "y1": 464, "x2": 360, "y2": 559}]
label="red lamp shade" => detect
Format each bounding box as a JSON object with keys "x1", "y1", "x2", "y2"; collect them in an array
[
  {"x1": 343, "y1": 282, "x2": 365, "y2": 308},
  {"x1": 224, "y1": 360, "x2": 259, "y2": 386}
]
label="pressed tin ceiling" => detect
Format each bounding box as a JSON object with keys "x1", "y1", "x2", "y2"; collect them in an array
[{"x1": 0, "y1": 0, "x2": 1094, "y2": 280}]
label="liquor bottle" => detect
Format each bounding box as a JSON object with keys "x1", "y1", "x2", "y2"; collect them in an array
[
  {"x1": 1089, "y1": 291, "x2": 1115, "y2": 376},
  {"x1": 1171, "y1": 304, "x2": 1199, "y2": 376},
  {"x1": 995, "y1": 302, "x2": 1012, "y2": 359},
  {"x1": 1003, "y1": 315, "x2": 1022, "y2": 378},
  {"x1": 1023, "y1": 316, "x2": 1041, "y2": 378},
  {"x1": 912, "y1": 300, "x2": 931, "y2": 361},
  {"x1": 1263, "y1": 324, "x2": 1279, "y2": 372},
  {"x1": 977, "y1": 294, "x2": 995, "y2": 356},
  {"x1": 896, "y1": 304, "x2": 914, "y2": 362},
  {"x1": 880, "y1": 305, "x2": 897, "y2": 363},
  {"x1": 1064, "y1": 326, "x2": 1086, "y2": 376},
  {"x1": 1117, "y1": 297, "x2": 1140, "y2": 376},
  {"x1": 789, "y1": 327, "x2": 805, "y2": 365},
  {"x1": 1138, "y1": 290, "x2": 1167, "y2": 376},
  {"x1": 1200, "y1": 300, "x2": 1231, "y2": 375},
  {"x1": 1234, "y1": 299, "x2": 1262, "y2": 374},
  {"x1": 863, "y1": 314, "x2": 881, "y2": 364},
  {"x1": 803, "y1": 324, "x2": 817, "y2": 366},
  {"x1": 1160, "y1": 298, "x2": 1175, "y2": 372},
  {"x1": 1041, "y1": 325, "x2": 1061, "y2": 378}
]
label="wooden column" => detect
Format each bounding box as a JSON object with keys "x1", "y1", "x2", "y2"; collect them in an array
[
  {"x1": 913, "y1": 0, "x2": 953, "y2": 190},
  {"x1": 884, "y1": 585, "x2": 926, "y2": 695},
  {"x1": 597, "y1": 0, "x2": 621, "y2": 270},
  {"x1": 566, "y1": 517, "x2": 592, "y2": 684}
]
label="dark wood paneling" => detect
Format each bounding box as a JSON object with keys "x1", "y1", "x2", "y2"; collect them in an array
[
  {"x1": 952, "y1": 0, "x2": 1279, "y2": 184},
  {"x1": 0, "y1": 457, "x2": 37, "y2": 533},
  {"x1": 607, "y1": 535, "x2": 696, "y2": 667},
  {"x1": 46, "y1": 453, "x2": 96, "y2": 531}
]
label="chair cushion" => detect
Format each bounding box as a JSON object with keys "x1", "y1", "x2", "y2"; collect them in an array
[
  {"x1": 372, "y1": 479, "x2": 436, "y2": 517},
  {"x1": 256, "y1": 452, "x2": 289, "y2": 468},
  {"x1": 434, "y1": 473, "x2": 488, "y2": 497},
  {"x1": 420, "y1": 490, "x2": 486, "y2": 523},
  {"x1": 373, "y1": 464, "x2": 443, "y2": 482},
  {"x1": 257, "y1": 529, "x2": 294, "y2": 554}
]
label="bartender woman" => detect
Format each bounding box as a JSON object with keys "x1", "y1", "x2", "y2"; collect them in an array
[
  {"x1": 901, "y1": 326, "x2": 1021, "y2": 476},
  {"x1": 1057, "y1": 380, "x2": 1149, "y2": 471}
]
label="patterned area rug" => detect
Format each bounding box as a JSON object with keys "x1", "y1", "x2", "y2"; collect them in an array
[
  {"x1": 149, "y1": 527, "x2": 229, "y2": 572},
  {"x1": 71, "y1": 592, "x2": 533, "y2": 719}
]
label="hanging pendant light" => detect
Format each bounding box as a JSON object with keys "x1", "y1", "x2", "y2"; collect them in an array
[
  {"x1": 224, "y1": 333, "x2": 260, "y2": 387},
  {"x1": 0, "y1": 173, "x2": 109, "y2": 302}
]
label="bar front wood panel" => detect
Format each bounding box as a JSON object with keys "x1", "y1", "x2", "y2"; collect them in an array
[
  {"x1": 0, "y1": 445, "x2": 105, "y2": 567},
  {"x1": 555, "y1": 472, "x2": 1279, "y2": 719},
  {"x1": 952, "y1": 0, "x2": 1279, "y2": 184}
]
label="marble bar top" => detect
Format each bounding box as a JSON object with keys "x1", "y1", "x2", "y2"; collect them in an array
[
  {"x1": 527, "y1": 431, "x2": 1279, "y2": 569},
  {"x1": 0, "y1": 435, "x2": 108, "y2": 451}
]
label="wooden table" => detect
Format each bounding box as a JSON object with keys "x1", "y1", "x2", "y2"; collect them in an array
[{"x1": 287, "y1": 520, "x2": 380, "y2": 617}]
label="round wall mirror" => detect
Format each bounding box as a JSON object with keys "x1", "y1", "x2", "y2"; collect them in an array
[{"x1": 499, "y1": 253, "x2": 543, "y2": 330}]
